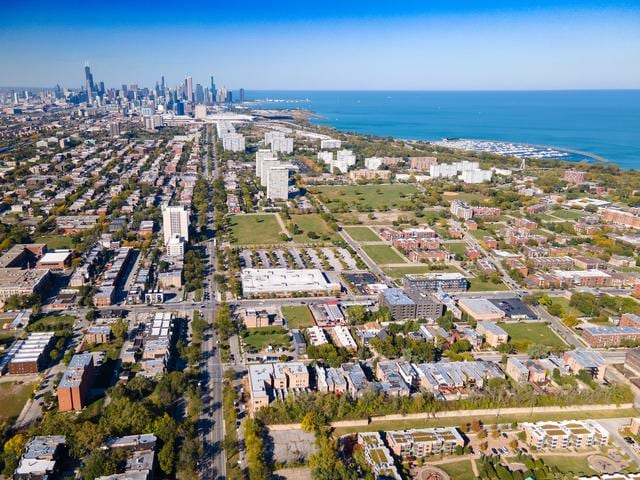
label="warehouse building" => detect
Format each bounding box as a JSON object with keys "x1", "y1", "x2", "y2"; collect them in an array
[{"x1": 241, "y1": 268, "x2": 340, "y2": 297}]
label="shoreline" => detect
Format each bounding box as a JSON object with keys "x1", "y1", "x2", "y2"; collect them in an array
[{"x1": 267, "y1": 106, "x2": 614, "y2": 168}]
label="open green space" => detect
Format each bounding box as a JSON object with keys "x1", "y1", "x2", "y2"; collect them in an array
[
  {"x1": 383, "y1": 265, "x2": 460, "y2": 279},
  {"x1": 344, "y1": 226, "x2": 380, "y2": 242},
  {"x1": 468, "y1": 229, "x2": 493, "y2": 240},
  {"x1": 362, "y1": 245, "x2": 405, "y2": 265},
  {"x1": 468, "y1": 278, "x2": 508, "y2": 292},
  {"x1": 315, "y1": 184, "x2": 419, "y2": 211},
  {"x1": 439, "y1": 460, "x2": 477, "y2": 480},
  {"x1": 333, "y1": 407, "x2": 639, "y2": 435},
  {"x1": 229, "y1": 214, "x2": 284, "y2": 245},
  {"x1": 281, "y1": 305, "x2": 314, "y2": 329},
  {"x1": 498, "y1": 322, "x2": 567, "y2": 351},
  {"x1": 539, "y1": 455, "x2": 596, "y2": 476},
  {"x1": 34, "y1": 235, "x2": 74, "y2": 249},
  {"x1": 536, "y1": 213, "x2": 559, "y2": 223},
  {"x1": 549, "y1": 296, "x2": 582, "y2": 317},
  {"x1": 27, "y1": 314, "x2": 75, "y2": 332},
  {"x1": 241, "y1": 327, "x2": 291, "y2": 351},
  {"x1": 0, "y1": 381, "x2": 34, "y2": 422},
  {"x1": 446, "y1": 241, "x2": 468, "y2": 256},
  {"x1": 290, "y1": 214, "x2": 338, "y2": 243},
  {"x1": 444, "y1": 192, "x2": 490, "y2": 204},
  {"x1": 552, "y1": 209, "x2": 585, "y2": 220},
  {"x1": 0, "y1": 330, "x2": 17, "y2": 349}
]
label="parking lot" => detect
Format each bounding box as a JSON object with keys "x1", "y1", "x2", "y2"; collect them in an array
[{"x1": 239, "y1": 247, "x2": 359, "y2": 272}]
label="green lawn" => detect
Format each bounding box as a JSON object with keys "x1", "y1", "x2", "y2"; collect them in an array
[
  {"x1": 229, "y1": 214, "x2": 284, "y2": 245},
  {"x1": 290, "y1": 214, "x2": 338, "y2": 244},
  {"x1": 498, "y1": 322, "x2": 567, "y2": 351},
  {"x1": 362, "y1": 245, "x2": 405, "y2": 265},
  {"x1": 539, "y1": 455, "x2": 596, "y2": 476},
  {"x1": 0, "y1": 381, "x2": 34, "y2": 422},
  {"x1": 468, "y1": 229, "x2": 493, "y2": 240},
  {"x1": 27, "y1": 314, "x2": 75, "y2": 332},
  {"x1": 446, "y1": 241, "x2": 468, "y2": 256},
  {"x1": 315, "y1": 184, "x2": 419, "y2": 211},
  {"x1": 549, "y1": 296, "x2": 582, "y2": 317},
  {"x1": 444, "y1": 192, "x2": 490, "y2": 204},
  {"x1": 468, "y1": 278, "x2": 508, "y2": 292},
  {"x1": 344, "y1": 226, "x2": 381, "y2": 242},
  {"x1": 383, "y1": 265, "x2": 460, "y2": 278},
  {"x1": 281, "y1": 305, "x2": 314, "y2": 328},
  {"x1": 439, "y1": 460, "x2": 477, "y2": 480},
  {"x1": 34, "y1": 235, "x2": 75, "y2": 249},
  {"x1": 552, "y1": 209, "x2": 585, "y2": 220},
  {"x1": 242, "y1": 327, "x2": 291, "y2": 351}
]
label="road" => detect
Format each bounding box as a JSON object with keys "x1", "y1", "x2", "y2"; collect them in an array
[
  {"x1": 199, "y1": 124, "x2": 226, "y2": 480},
  {"x1": 339, "y1": 229, "x2": 393, "y2": 287},
  {"x1": 599, "y1": 418, "x2": 640, "y2": 466}
]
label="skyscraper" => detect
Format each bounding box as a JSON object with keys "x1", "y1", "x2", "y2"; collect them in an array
[
  {"x1": 185, "y1": 76, "x2": 193, "y2": 103},
  {"x1": 195, "y1": 83, "x2": 204, "y2": 104},
  {"x1": 210, "y1": 76, "x2": 217, "y2": 104},
  {"x1": 161, "y1": 75, "x2": 166, "y2": 97},
  {"x1": 239, "y1": 88, "x2": 245, "y2": 103},
  {"x1": 84, "y1": 63, "x2": 94, "y2": 102}
]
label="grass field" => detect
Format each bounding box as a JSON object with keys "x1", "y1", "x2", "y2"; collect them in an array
[
  {"x1": 498, "y1": 322, "x2": 567, "y2": 351},
  {"x1": 549, "y1": 296, "x2": 582, "y2": 317},
  {"x1": 362, "y1": 245, "x2": 405, "y2": 265},
  {"x1": 552, "y1": 209, "x2": 585, "y2": 220},
  {"x1": 439, "y1": 460, "x2": 476, "y2": 480},
  {"x1": 290, "y1": 214, "x2": 338, "y2": 243},
  {"x1": 316, "y1": 184, "x2": 418, "y2": 211},
  {"x1": 27, "y1": 314, "x2": 75, "y2": 332},
  {"x1": 34, "y1": 235, "x2": 75, "y2": 249},
  {"x1": 383, "y1": 265, "x2": 460, "y2": 278},
  {"x1": 444, "y1": 192, "x2": 490, "y2": 204},
  {"x1": 229, "y1": 214, "x2": 283, "y2": 245},
  {"x1": 344, "y1": 226, "x2": 380, "y2": 242},
  {"x1": 281, "y1": 305, "x2": 314, "y2": 328},
  {"x1": 0, "y1": 381, "x2": 33, "y2": 422},
  {"x1": 468, "y1": 278, "x2": 508, "y2": 292},
  {"x1": 446, "y1": 241, "x2": 468, "y2": 256},
  {"x1": 333, "y1": 407, "x2": 639, "y2": 435},
  {"x1": 539, "y1": 455, "x2": 596, "y2": 476},
  {"x1": 242, "y1": 327, "x2": 291, "y2": 351},
  {"x1": 468, "y1": 229, "x2": 493, "y2": 240}
]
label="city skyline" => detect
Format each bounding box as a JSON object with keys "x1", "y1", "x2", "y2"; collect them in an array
[{"x1": 1, "y1": 0, "x2": 639, "y2": 90}]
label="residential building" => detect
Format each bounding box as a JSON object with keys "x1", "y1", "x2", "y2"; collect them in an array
[
  {"x1": 58, "y1": 353, "x2": 95, "y2": 411},
  {"x1": 386, "y1": 428, "x2": 464, "y2": 458},
  {"x1": 161, "y1": 205, "x2": 189, "y2": 245},
  {"x1": 523, "y1": 420, "x2": 609, "y2": 450},
  {"x1": 476, "y1": 321, "x2": 509, "y2": 347}
]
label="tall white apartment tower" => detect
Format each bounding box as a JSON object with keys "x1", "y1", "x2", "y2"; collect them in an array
[
  {"x1": 162, "y1": 205, "x2": 189, "y2": 245},
  {"x1": 267, "y1": 166, "x2": 290, "y2": 200}
]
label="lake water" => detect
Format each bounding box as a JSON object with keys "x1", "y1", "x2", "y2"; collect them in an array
[{"x1": 247, "y1": 90, "x2": 640, "y2": 169}]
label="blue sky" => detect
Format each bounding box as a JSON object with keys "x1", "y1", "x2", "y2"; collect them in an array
[{"x1": 1, "y1": 0, "x2": 639, "y2": 90}]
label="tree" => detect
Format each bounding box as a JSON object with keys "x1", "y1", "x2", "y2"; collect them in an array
[{"x1": 527, "y1": 343, "x2": 550, "y2": 359}]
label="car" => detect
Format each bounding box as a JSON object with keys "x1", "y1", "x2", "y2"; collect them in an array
[
  {"x1": 624, "y1": 436, "x2": 635, "y2": 444},
  {"x1": 491, "y1": 448, "x2": 498, "y2": 455}
]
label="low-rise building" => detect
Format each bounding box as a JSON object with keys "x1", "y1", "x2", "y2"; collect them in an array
[
  {"x1": 357, "y1": 432, "x2": 402, "y2": 480},
  {"x1": 386, "y1": 427, "x2": 464, "y2": 458},
  {"x1": 476, "y1": 321, "x2": 509, "y2": 347},
  {"x1": 248, "y1": 362, "x2": 309, "y2": 413},
  {"x1": 241, "y1": 268, "x2": 340, "y2": 297},
  {"x1": 523, "y1": 420, "x2": 609, "y2": 450},
  {"x1": 58, "y1": 353, "x2": 95, "y2": 411}
]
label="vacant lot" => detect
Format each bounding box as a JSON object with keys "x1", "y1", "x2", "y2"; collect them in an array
[
  {"x1": 27, "y1": 314, "x2": 75, "y2": 332},
  {"x1": 362, "y1": 245, "x2": 405, "y2": 265},
  {"x1": 468, "y1": 278, "x2": 508, "y2": 292},
  {"x1": 344, "y1": 226, "x2": 380, "y2": 242},
  {"x1": 446, "y1": 241, "x2": 468, "y2": 256},
  {"x1": 439, "y1": 460, "x2": 476, "y2": 480},
  {"x1": 540, "y1": 455, "x2": 596, "y2": 476},
  {"x1": 383, "y1": 265, "x2": 460, "y2": 279},
  {"x1": 34, "y1": 235, "x2": 75, "y2": 249},
  {"x1": 549, "y1": 296, "x2": 582, "y2": 317},
  {"x1": 316, "y1": 184, "x2": 418, "y2": 211},
  {"x1": 499, "y1": 322, "x2": 567, "y2": 351},
  {"x1": 0, "y1": 381, "x2": 33, "y2": 422},
  {"x1": 242, "y1": 327, "x2": 291, "y2": 351},
  {"x1": 290, "y1": 214, "x2": 338, "y2": 243},
  {"x1": 229, "y1": 214, "x2": 283, "y2": 245},
  {"x1": 552, "y1": 209, "x2": 585, "y2": 220},
  {"x1": 281, "y1": 305, "x2": 314, "y2": 329}
]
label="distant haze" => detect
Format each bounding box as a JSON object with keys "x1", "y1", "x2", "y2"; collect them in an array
[{"x1": 1, "y1": 0, "x2": 639, "y2": 90}]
